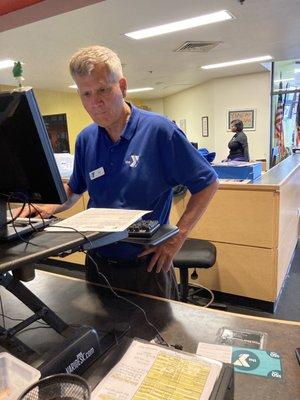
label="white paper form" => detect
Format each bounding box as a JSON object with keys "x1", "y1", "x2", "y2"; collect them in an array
[
  {"x1": 92, "y1": 339, "x2": 223, "y2": 400},
  {"x1": 196, "y1": 342, "x2": 232, "y2": 364},
  {"x1": 45, "y1": 208, "x2": 150, "y2": 232}
]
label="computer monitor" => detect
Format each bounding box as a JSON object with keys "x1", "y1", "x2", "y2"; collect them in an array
[{"x1": 0, "y1": 88, "x2": 67, "y2": 240}]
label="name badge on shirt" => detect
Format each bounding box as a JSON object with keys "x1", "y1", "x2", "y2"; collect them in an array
[{"x1": 89, "y1": 167, "x2": 105, "y2": 180}]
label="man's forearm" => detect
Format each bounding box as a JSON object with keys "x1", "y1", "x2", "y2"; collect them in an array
[
  {"x1": 16, "y1": 184, "x2": 84, "y2": 218},
  {"x1": 51, "y1": 183, "x2": 82, "y2": 214},
  {"x1": 176, "y1": 180, "x2": 219, "y2": 239},
  {"x1": 51, "y1": 194, "x2": 82, "y2": 214}
]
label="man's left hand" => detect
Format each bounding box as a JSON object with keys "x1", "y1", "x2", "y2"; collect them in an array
[{"x1": 138, "y1": 234, "x2": 185, "y2": 273}]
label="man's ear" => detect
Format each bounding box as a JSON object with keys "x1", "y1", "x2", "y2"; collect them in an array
[{"x1": 119, "y1": 78, "x2": 127, "y2": 98}]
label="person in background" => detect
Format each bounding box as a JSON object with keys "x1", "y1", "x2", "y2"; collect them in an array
[
  {"x1": 226, "y1": 119, "x2": 250, "y2": 162},
  {"x1": 18, "y1": 45, "x2": 218, "y2": 300}
]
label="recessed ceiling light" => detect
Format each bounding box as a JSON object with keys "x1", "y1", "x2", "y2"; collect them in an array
[
  {"x1": 0, "y1": 59, "x2": 16, "y2": 70},
  {"x1": 125, "y1": 10, "x2": 233, "y2": 40},
  {"x1": 201, "y1": 55, "x2": 273, "y2": 69},
  {"x1": 127, "y1": 87, "x2": 153, "y2": 93}
]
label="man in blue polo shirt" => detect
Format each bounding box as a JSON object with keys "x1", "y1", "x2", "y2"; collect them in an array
[{"x1": 24, "y1": 45, "x2": 218, "y2": 300}]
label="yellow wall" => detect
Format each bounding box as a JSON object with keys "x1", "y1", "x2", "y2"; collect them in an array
[
  {"x1": 34, "y1": 89, "x2": 91, "y2": 154},
  {"x1": 0, "y1": 84, "x2": 160, "y2": 155},
  {"x1": 0, "y1": 84, "x2": 91, "y2": 154}
]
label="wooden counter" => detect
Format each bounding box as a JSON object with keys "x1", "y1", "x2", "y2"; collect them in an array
[{"x1": 170, "y1": 155, "x2": 300, "y2": 307}]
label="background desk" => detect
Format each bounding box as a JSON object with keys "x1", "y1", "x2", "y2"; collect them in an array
[
  {"x1": 1, "y1": 270, "x2": 299, "y2": 399},
  {"x1": 170, "y1": 154, "x2": 300, "y2": 309}
]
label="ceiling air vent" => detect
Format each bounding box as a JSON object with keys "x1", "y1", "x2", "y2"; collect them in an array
[{"x1": 175, "y1": 41, "x2": 221, "y2": 53}]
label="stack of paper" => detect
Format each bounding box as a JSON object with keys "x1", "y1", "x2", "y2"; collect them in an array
[
  {"x1": 92, "y1": 339, "x2": 223, "y2": 400},
  {"x1": 45, "y1": 208, "x2": 150, "y2": 232}
]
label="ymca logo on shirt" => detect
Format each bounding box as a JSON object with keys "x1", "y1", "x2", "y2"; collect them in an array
[{"x1": 125, "y1": 155, "x2": 140, "y2": 168}]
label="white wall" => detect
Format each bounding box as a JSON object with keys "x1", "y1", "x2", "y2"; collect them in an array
[
  {"x1": 148, "y1": 72, "x2": 270, "y2": 163},
  {"x1": 212, "y1": 72, "x2": 270, "y2": 162},
  {"x1": 163, "y1": 81, "x2": 215, "y2": 150}
]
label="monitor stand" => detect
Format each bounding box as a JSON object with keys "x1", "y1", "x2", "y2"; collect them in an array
[{"x1": 0, "y1": 271, "x2": 125, "y2": 376}]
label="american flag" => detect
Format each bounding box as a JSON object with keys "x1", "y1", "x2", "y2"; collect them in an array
[
  {"x1": 296, "y1": 93, "x2": 300, "y2": 147},
  {"x1": 274, "y1": 82, "x2": 286, "y2": 158}
]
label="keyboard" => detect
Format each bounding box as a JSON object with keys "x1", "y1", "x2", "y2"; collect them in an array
[
  {"x1": 2, "y1": 217, "x2": 55, "y2": 242},
  {"x1": 127, "y1": 220, "x2": 160, "y2": 238}
]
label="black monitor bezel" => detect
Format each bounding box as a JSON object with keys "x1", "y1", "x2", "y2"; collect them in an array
[{"x1": 0, "y1": 88, "x2": 67, "y2": 205}]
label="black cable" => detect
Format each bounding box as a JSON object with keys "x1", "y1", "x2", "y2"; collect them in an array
[
  {"x1": 30, "y1": 218, "x2": 170, "y2": 347},
  {"x1": 24, "y1": 202, "x2": 40, "y2": 232},
  {"x1": 85, "y1": 251, "x2": 170, "y2": 347},
  {"x1": 0, "y1": 193, "x2": 48, "y2": 246},
  {"x1": 6, "y1": 199, "x2": 40, "y2": 246},
  {"x1": 3, "y1": 215, "x2": 168, "y2": 346},
  {"x1": 0, "y1": 312, "x2": 48, "y2": 326},
  {"x1": 15, "y1": 325, "x2": 52, "y2": 336},
  {"x1": 0, "y1": 194, "x2": 26, "y2": 229},
  {"x1": 42, "y1": 224, "x2": 94, "y2": 251},
  {"x1": 28, "y1": 202, "x2": 46, "y2": 229},
  {"x1": 0, "y1": 291, "x2": 6, "y2": 329},
  {"x1": 27, "y1": 204, "x2": 94, "y2": 249}
]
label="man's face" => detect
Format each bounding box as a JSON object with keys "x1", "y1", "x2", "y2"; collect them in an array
[{"x1": 74, "y1": 63, "x2": 126, "y2": 129}]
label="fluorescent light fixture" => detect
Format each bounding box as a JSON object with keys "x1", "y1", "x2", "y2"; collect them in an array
[
  {"x1": 201, "y1": 55, "x2": 273, "y2": 69},
  {"x1": 69, "y1": 85, "x2": 154, "y2": 94},
  {"x1": 125, "y1": 10, "x2": 233, "y2": 40},
  {"x1": 127, "y1": 87, "x2": 153, "y2": 93},
  {"x1": 0, "y1": 59, "x2": 16, "y2": 70},
  {"x1": 274, "y1": 78, "x2": 294, "y2": 83}
]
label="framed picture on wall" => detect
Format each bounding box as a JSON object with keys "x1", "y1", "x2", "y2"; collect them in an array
[
  {"x1": 202, "y1": 116, "x2": 209, "y2": 137},
  {"x1": 227, "y1": 109, "x2": 256, "y2": 131},
  {"x1": 43, "y1": 113, "x2": 70, "y2": 153}
]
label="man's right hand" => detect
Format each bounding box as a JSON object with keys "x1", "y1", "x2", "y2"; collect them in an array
[
  {"x1": 12, "y1": 204, "x2": 57, "y2": 219},
  {"x1": 11, "y1": 185, "x2": 82, "y2": 220}
]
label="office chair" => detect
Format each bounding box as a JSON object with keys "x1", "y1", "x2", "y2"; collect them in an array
[{"x1": 174, "y1": 238, "x2": 224, "y2": 308}]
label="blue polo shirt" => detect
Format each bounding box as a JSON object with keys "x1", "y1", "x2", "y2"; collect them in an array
[{"x1": 69, "y1": 105, "x2": 217, "y2": 259}]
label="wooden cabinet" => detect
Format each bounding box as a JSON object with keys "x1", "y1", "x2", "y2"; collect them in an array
[{"x1": 170, "y1": 155, "x2": 300, "y2": 304}]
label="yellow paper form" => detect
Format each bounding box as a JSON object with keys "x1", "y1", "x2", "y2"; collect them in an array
[{"x1": 92, "y1": 340, "x2": 222, "y2": 400}]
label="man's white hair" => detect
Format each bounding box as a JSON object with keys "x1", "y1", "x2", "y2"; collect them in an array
[{"x1": 69, "y1": 45, "x2": 123, "y2": 83}]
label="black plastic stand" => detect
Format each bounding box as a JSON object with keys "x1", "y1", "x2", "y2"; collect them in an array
[{"x1": 0, "y1": 271, "x2": 123, "y2": 377}]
